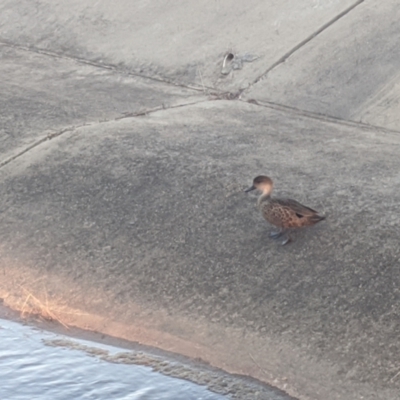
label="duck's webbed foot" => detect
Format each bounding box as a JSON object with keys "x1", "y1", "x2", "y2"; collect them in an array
[
  {"x1": 270, "y1": 229, "x2": 291, "y2": 245},
  {"x1": 270, "y1": 229, "x2": 283, "y2": 239},
  {"x1": 280, "y1": 234, "x2": 291, "y2": 245}
]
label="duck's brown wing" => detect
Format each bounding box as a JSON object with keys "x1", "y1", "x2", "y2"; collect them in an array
[{"x1": 274, "y1": 198, "x2": 319, "y2": 217}]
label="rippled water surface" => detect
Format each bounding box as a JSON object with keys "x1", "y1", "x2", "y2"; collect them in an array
[{"x1": 0, "y1": 318, "x2": 227, "y2": 400}]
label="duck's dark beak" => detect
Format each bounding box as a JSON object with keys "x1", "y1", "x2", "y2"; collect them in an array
[{"x1": 244, "y1": 185, "x2": 256, "y2": 193}]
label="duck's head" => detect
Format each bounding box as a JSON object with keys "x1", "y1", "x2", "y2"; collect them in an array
[{"x1": 245, "y1": 176, "x2": 274, "y2": 196}]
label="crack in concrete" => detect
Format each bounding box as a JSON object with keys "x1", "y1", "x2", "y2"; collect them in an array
[
  {"x1": 0, "y1": 127, "x2": 78, "y2": 170},
  {"x1": 4, "y1": 5, "x2": 400, "y2": 173},
  {"x1": 245, "y1": 0, "x2": 365, "y2": 89},
  {"x1": 2, "y1": 92, "x2": 399, "y2": 173},
  {"x1": 0, "y1": 40, "x2": 210, "y2": 95},
  {"x1": 242, "y1": 98, "x2": 400, "y2": 137},
  {"x1": 0, "y1": 99, "x2": 209, "y2": 170},
  {"x1": 0, "y1": 0, "x2": 366, "y2": 99}
]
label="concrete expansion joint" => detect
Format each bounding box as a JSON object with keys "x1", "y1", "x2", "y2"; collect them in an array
[
  {"x1": 240, "y1": 98, "x2": 400, "y2": 137},
  {"x1": 246, "y1": 0, "x2": 365, "y2": 89},
  {"x1": 0, "y1": 126, "x2": 81, "y2": 170},
  {"x1": 0, "y1": 39, "x2": 205, "y2": 95},
  {"x1": 1, "y1": 91, "x2": 398, "y2": 172},
  {"x1": 0, "y1": 98, "x2": 211, "y2": 170}
]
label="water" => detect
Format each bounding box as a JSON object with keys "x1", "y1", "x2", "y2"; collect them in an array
[{"x1": 0, "y1": 318, "x2": 226, "y2": 400}]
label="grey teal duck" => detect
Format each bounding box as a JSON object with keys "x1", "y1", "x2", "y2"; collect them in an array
[{"x1": 245, "y1": 176, "x2": 325, "y2": 245}]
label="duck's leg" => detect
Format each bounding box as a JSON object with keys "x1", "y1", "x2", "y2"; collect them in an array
[
  {"x1": 280, "y1": 232, "x2": 291, "y2": 246},
  {"x1": 270, "y1": 229, "x2": 291, "y2": 245},
  {"x1": 269, "y1": 228, "x2": 292, "y2": 246},
  {"x1": 270, "y1": 228, "x2": 283, "y2": 239}
]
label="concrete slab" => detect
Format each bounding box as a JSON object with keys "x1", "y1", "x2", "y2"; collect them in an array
[
  {"x1": 0, "y1": 44, "x2": 205, "y2": 164},
  {"x1": 0, "y1": 0, "x2": 357, "y2": 91},
  {"x1": 246, "y1": 0, "x2": 400, "y2": 130},
  {"x1": 1, "y1": 101, "x2": 399, "y2": 400},
  {"x1": 353, "y1": 70, "x2": 400, "y2": 131}
]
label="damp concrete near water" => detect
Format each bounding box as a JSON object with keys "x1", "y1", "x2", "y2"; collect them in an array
[{"x1": 0, "y1": 317, "x2": 294, "y2": 400}]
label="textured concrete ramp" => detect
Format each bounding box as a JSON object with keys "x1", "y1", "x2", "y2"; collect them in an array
[
  {"x1": 0, "y1": 0, "x2": 357, "y2": 91},
  {"x1": 1, "y1": 1, "x2": 400, "y2": 399},
  {"x1": 0, "y1": 44, "x2": 204, "y2": 164},
  {"x1": 1, "y1": 101, "x2": 399, "y2": 400},
  {"x1": 247, "y1": 0, "x2": 400, "y2": 130}
]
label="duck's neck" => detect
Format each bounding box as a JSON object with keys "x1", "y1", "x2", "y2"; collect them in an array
[{"x1": 257, "y1": 192, "x2": 271, "y2": 207}]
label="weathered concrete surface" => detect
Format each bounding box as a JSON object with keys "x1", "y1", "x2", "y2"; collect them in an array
[
  {"x1": 0, "y1": 0, "x2": 358, "y2": 91},
  {"x1": 354, "y1": 70, "x2": 400, "y2": 130},
  {"x1": 247, "y1": 0, "x2": 400, "y2": 130},
  {"x1": 2, "y1": 1, "x2": 400, "y2": 400},
  {"x1": 1, "y1": 101, "x2": 400, "y2": 400},
  {"x1": 0, "y1": 43, "x2": 205, "y2": 164}
]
